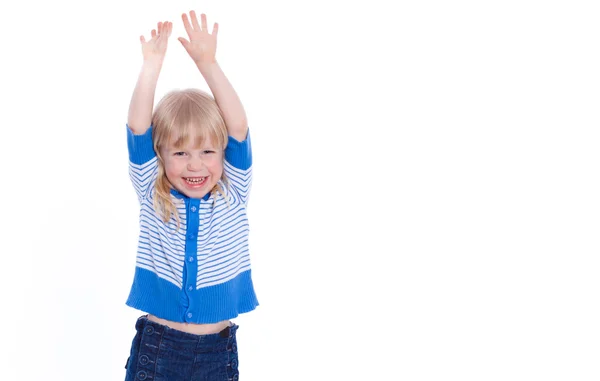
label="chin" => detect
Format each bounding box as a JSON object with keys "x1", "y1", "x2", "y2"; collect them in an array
[{"x1": 183, "y1": 183, "x2": 219, "y2": 199}]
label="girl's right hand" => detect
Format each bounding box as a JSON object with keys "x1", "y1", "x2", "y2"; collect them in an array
[{"x1": 140, "y1": 21, "x2": 173, "y2": 63}]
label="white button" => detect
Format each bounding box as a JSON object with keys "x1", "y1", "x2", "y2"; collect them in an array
[
  {"x1": 187, "y1": 313, "x2": 192, "y2": 318},
  {"x1": 188, "y1": 256, "x2": 194, "y2": 262},
  {"x1": 191, "y1": 206, "x2": 197, "y2": 212},
  {"x1": 188, "y1": 286, "x2": 193, "y2": 291}
]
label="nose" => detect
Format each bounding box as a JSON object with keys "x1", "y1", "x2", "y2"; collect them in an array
[{"x1": 187, "y1": 157, "x2": 204, "y2": 171}]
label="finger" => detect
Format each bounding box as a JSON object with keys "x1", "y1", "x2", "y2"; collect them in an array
[
  {"x1": 166, "y1": 21, "x2": 173, "y2": 37},
  {"x1": 190, "y1": 10, "x2": 201, "y2": 30},
  {"x1": 151, "y1": 29, "x2": 157, "y2": 38},
  {"x1": 201, "y1": 13, "x2": 208, "y2": 31},
  {"x1": 182, "y1": 13, "x2": 194, "y2": 36},
  {"x1": 140, "y1": 35, "x2": 146, "y2": 43},
  {"x1": 157, "y1": 22, "x2": 163, "y2": 35},
  {"x1": 212, "y1": 22, "x2": 218, "y2": 36}
]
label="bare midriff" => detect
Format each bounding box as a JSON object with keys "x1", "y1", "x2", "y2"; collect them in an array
[{"x1": 147, "y1": 314, "x2": 231, "y2": 335}]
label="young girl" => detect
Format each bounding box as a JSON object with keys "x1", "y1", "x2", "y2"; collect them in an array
[{"x1": 124, "y1": 10, "x2": 258, "y2": 381}]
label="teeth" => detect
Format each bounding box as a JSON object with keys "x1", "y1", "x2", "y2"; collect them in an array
[{"x1": 185, "y1": 177, "x2": 206, "y2": 184}]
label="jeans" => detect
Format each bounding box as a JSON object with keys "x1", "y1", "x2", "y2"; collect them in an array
[{"x1": 125, "y1": 315, "x2": 240, "y2": 381}]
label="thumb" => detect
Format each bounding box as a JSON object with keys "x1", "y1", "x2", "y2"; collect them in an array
[{"x1": 178, "y1": 37, "x2": 190, "y2": 50}]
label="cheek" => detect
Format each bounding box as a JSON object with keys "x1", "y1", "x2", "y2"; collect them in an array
[
  {"x1": 163, "y1": 159, "x2": 184, "y2": 180},
  {"x1": 208, "y1": 162, "x2": 224, "y2": 177}
]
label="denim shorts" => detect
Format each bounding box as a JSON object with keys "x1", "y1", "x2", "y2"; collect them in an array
[{"x1": 125, "y1": 315, "x2": 240, "y2": 381}]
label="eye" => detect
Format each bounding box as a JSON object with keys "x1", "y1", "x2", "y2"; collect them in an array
[
  {"x1": 174, "y1": 151, "x2": 187, "y2": 156},
  {"x1": 202, "y1": 150, "x2": 215, "y2": 155}
]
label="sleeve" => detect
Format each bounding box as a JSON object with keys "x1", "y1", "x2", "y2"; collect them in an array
[
  {"x1": 127, "y1": 125, "x2": 158, "y2": 203},
  {"x1": 224, "y1": 129, "x2": 252, "y2": 205}
]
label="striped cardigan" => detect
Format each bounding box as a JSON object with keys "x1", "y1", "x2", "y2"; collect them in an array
[{"x1": 125, "y1": 126, "x2": 259, "y2": 324}]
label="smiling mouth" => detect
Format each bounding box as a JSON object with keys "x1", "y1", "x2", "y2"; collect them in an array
[{"x1": 183, "y1": 176, "x2": 208, "y2": 186}]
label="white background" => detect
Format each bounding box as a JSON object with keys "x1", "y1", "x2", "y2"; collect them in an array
[{"x1": 1, "y1": 0, "x2": 599, "y2": 380}]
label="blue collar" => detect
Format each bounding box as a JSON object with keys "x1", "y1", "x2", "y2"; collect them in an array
[{"x1": 170, "y1": 189, "x2": 211, "y2": 201}]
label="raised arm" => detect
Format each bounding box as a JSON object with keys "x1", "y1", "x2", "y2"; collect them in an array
[
  {"x1": 178, "y1": 11, "x2": 248, "y2": 142},
  {"x1": 128, "y1": 21, "x2": 173, "y2": 135}
]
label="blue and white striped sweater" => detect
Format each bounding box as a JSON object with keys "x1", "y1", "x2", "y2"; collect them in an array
[{"x1": 125, "y1": 126, "x2": 259, "y2": 324}]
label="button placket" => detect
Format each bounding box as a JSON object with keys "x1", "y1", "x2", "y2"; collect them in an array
[{"x1": 183, "y1": 199, "x2": 200, "y2": 323}]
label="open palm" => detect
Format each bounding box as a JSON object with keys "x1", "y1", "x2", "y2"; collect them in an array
[
  {"x1": 140, "y1": 21, "x2": 173, "y2": 62},
  {"x1": 178, "y1": 11, "x2": 218, "y2": 64}
]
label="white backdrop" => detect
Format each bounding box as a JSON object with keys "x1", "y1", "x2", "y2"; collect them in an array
[{"x1": 1, "y1": 0, "x2": 599, "y2": 380}]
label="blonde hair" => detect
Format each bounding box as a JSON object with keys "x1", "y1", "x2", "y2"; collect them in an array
[{"x1": 151, "y1": 88, "x2": 229, "y2": 226}]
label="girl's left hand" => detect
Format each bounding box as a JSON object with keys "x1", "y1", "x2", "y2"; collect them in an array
[{"x1": 178, "y1": 11, "x2": 218, "y2": 64}]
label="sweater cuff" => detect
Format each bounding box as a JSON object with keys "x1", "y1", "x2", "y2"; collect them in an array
[
  {"x1": 225, "y1": 129, "x2": 252, "y2": 170},
  {"x1": 127, "y1": 125, "x2": 156, "y2": 165}
]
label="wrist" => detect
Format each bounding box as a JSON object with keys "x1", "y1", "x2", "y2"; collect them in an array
[
  {"x1": 138, "y1": 60, "x2": 163, "y2": 80},
  {"x1": 142, "y1": 58, "x2": 164, "y2": 71},
  {"x1": 195, "y1": 60, "x2": 219, "y2": 74}
]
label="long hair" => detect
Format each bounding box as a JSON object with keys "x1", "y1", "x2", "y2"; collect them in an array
[{"x1": 151, "y1": 88, "x2": 229, "y2": 226}]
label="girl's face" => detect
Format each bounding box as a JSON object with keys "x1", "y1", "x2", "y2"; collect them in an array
[{"x1": 160, "y1": 136, "x2": 224, "y2": 199}]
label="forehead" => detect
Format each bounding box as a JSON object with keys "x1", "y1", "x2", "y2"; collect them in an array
[{"x1": 166, "y1": 132, "x2": 217, "y2": 149}]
